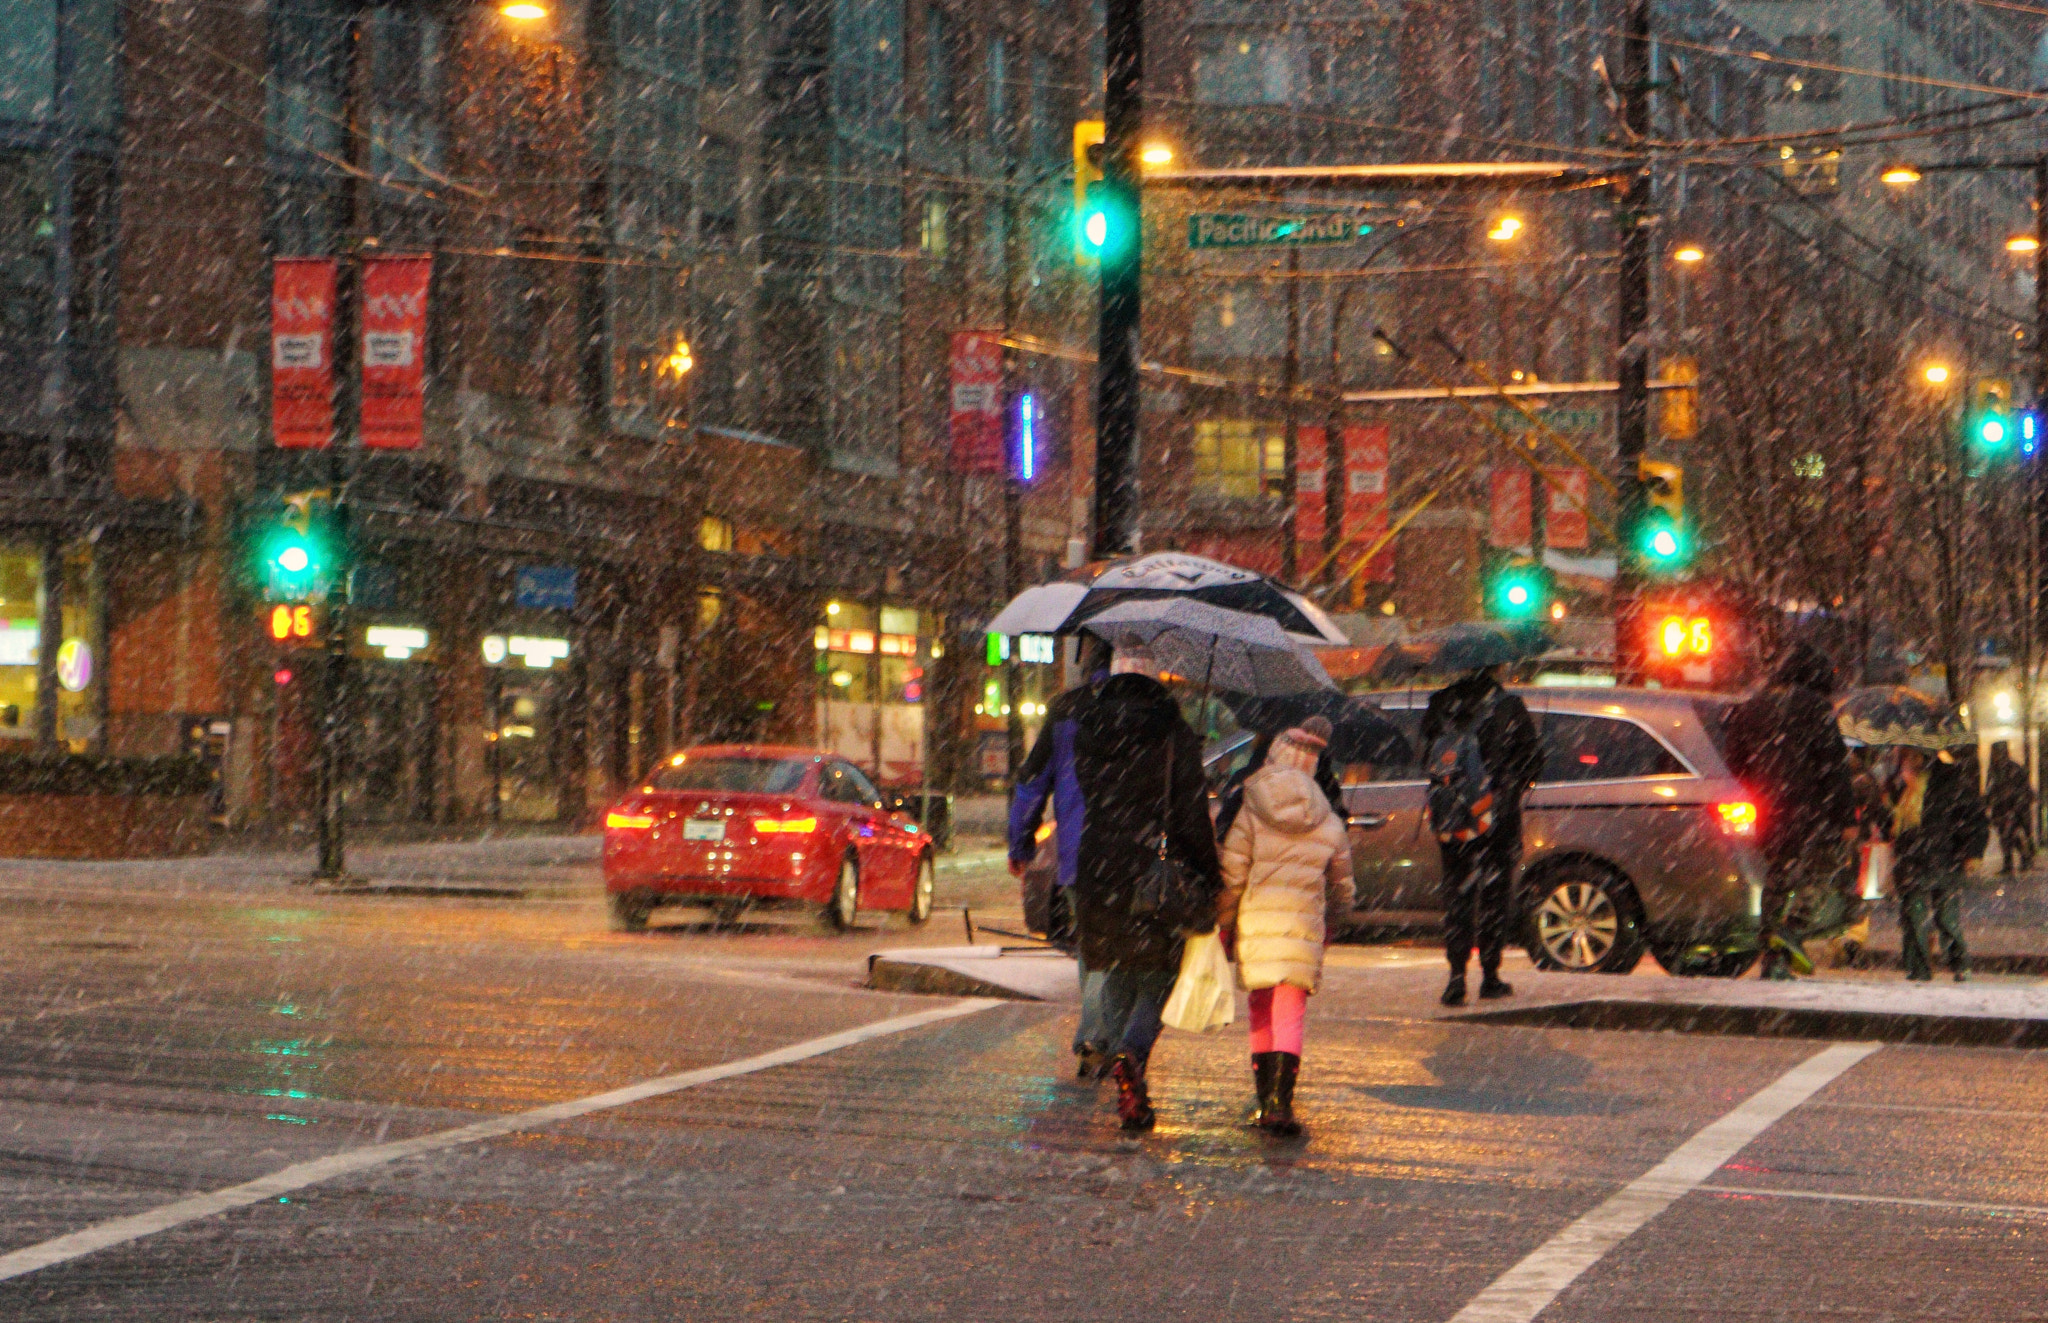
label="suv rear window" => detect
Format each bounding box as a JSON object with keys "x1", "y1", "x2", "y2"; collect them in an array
[
  {"x1": 1537, "y1": 715, "x2": 1687, "y2": 783},
  {"x1": 651, "y1": 757, "x2": 810, "y2": 794}
]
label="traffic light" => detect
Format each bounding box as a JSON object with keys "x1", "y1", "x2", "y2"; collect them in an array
[
  {"x1": 1971, "y1": 378, "x2": 2013, "y2": 454},
  {"x1": 1485, "y1": 557, "x2": 1552, "y2": 620},
  {"x1": 1654, "y1": 613, "x2": 1714, "y2": 661},
  {"x1": 1638, "y1": 459, "x2": 1689, "y2": 572},
  {"x1": 1073, "y1": 120, "x2": 1104, "y2": 265},
  {"x1": 260, "y1": 489, "x2": 333, "y2": 602}
]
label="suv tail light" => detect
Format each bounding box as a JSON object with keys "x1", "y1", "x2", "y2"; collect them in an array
[
  {"x1": 606, "y1": 810, "x2": 655, "y2": 830},
  {"x1": 1714, "y1": 801, "x2": 1758, "y2": 837},
  {"x1": 753, "y1": 816, "x2": 818, "y2": 834}
]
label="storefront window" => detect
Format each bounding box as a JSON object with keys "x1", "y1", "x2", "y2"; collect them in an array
[
  {"x1": 57, "y1": 544, "x2": 102, "y2": 748},
  {"x1": 0, "y1": 545, "x2": 38, "y2": 739},
  {"x1": 0, "y1": 541, "x2": 104, "y2": 749}
]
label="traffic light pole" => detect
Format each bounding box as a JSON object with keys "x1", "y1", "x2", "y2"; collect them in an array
[
  {"x1": 1612, "y1": 0, "x2": 1654, "y2": 686},
  {"x1": 2033, "y1": 158, "x2": 2047, "y2": 831},
  {"x1": 1000, "y1": 160, "x2": 1026, "y2": 783},
  {"x1": 1091, "y1": 0, "x2": 1143, "y2": 558}
]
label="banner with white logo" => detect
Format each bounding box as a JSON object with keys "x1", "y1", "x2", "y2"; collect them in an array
[
  {"x1": 361, "y1": 255, "x2": 431, "y2": 449},
  {"x1": 948, "y1": 329, "x2": 1004, "y2": 473},
  {"x1": 271, "y1": 258, "x2": 335, "y2": 449}
]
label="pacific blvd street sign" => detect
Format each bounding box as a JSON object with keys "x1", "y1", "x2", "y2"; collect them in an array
[{"x1": 1187, "y1": 212, "x2": 1371, "y2": 249}]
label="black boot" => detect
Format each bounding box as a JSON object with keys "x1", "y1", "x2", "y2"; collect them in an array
[
  {"x1": 1249, "y1": 1052, "x2": 1280, "y2": 1125},
  {"x1": 1479, "y1": 970, "x2": 1514, "y2": 1000},
  {"x1": 1259, "y1": 1053, "x2": 1302, "y2": 1137},
  {"x1": 1075, "y1": 1044, "x2": 1108, "y2": 1081},
  {"x1": 1442, "y1": 971, "x2": 1468, "y2": 1006},
  {"x1": 1110, "y1": 1053, "x2": 1155, "y2": 1131}
]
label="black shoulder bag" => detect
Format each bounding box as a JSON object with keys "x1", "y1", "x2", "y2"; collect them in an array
[{"x1": 1128, "y1": 734, "x2": 1214, "y2": 931}]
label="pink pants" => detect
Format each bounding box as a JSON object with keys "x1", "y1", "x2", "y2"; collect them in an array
[{"x1": 1247, "y1": 984, "x2": 1308, "y2": 1056}]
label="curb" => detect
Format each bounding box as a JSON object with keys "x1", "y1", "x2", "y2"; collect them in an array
[
  {"x1": 305, "y1": 879, "x2": 529, "y2": 899},
  {"x1": 865, "y1": 956, "x2": 1045, "y2": 1001},
  {"x1": 1460, "y1": 997, "x2": 2048, "y2": 1049}
]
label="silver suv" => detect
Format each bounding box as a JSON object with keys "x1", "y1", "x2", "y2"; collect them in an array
[{"x1": 1202, "y1": 687, "x2": 1769, "y2": 976}]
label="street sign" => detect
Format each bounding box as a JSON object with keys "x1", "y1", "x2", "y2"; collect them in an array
[
  {"x1": 515, "y1": 565, "x2": 577, "y2": 610},
  {"x1": 1187, "y1": 212, "x2": 1369, "y2": 249},
  {"x1": 1494, "y1": 406, "x2": 1605, "y2": 435}
]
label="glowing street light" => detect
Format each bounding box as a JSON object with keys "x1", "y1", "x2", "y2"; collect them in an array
[
  {"x1": 1672, "y1": 244, "x2": 1706, "y2": 263},
  {"x1": 1487, "y1": 214, "x2": 1524, "y2": 243},
  {"x1": 2008, "y1": 235, "x2": 2041, "y2": 254},
  {"x1": 501, "y1": 3, "x2": 548, "y2": 17},
  {"x1": 1923, "y1": 363, "x2": 1951, "y2": 386},
  {"x1": 1139, "y1": 142, "x2": 1175, "y2": 168},
  {"x1": 1881, "y1": 163, "x2": 1922, "y2": 187}
]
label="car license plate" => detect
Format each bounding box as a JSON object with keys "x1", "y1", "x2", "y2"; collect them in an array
[{"x1": 683, "y1": 818, "x2": 726, "y2": 842}]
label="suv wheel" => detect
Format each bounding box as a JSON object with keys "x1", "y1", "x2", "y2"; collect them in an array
[{"x1": 1525, "y1": 864, "x2": 1645, "y2": 974}]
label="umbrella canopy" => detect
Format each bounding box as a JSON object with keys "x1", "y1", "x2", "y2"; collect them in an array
[
  {"x1": 985, "y1": 552, "x2": 1349, "y2": 645},
  {"x1": 1078, "y1": 599, "x2": 1334, "y2": 697},
  {"x1": 1373, "y1": 621, "x2": 1555, "y2": 681},
  {"x1": 1834, "y1": 686, "x2": 1972, "y2": 750},
  {"x1": 1226, "y1": 690, "x2": 1412, "y2": 766}
]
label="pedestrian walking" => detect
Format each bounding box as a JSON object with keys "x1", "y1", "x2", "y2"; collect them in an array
[
  {"x1": 1213, "y1": 728, "x2": 1345, "y2": 842},
  {"x1": 1421, "y1": 663, "x2": 1542, "y2": 1006},
  {"x1": 1068, "y1": 638, "x2": 1222, "y2": 1131},
  {"x1": 1009, "y1": 635, "x2": 1115, "y2": 1078},
  {"x1": 1892, "y1": 746, "x2": 1988, "y2": 982},
  {"x1": 1986, "y1": 741, "x2": 2035, "y2": 876},
  {"x1": 1721, "y1": 643, "x2": 1860, "y2": 979},
  {"x1": 1215, "y1": 716, "x2": 1355, "y2": 1137}
]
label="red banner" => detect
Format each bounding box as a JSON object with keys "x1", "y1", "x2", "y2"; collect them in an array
[
  {"x1": 948, "y1": 330, "x2": 1004, "y2": 473},
  {"x1": 1295, "y1": 425, "x2": 1327, "y2": 552},
  {"x1": 361, "y1": 255, "x2": 430, "y2": 449},
  {"x1": 1543, "y1": 467, "x2": 1590, "y2": 549},
  {"x1": 271, "y1": 258, "x2": 335, "y2": 450},
  {"x1": 1489, "y1": 468, "x2": 1531, "y2": 548},
  {"x1": 1343, "y1": 425, "x2": 1393, "y2": 583}
]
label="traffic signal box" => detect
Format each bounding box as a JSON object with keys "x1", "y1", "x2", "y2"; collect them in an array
[
  {"x1": 264, "y1": 602, "x2": 326, "y2": 650},
  {"x1": 1074, "y1": 120, "x2": 1105, "y2": 265},
  {"x1": 1637, "y1": 459, "x2": 1689, "y2": 573},
  {"x1": 256, "y1": 490, "x2": 335, "y2": 646},
  {"x1": 1971, "y1": 378, "x2": 2013, "y2": 456},
  {"x1": 1639, "y1": 582, "x2": 1754, "y2": 690}
]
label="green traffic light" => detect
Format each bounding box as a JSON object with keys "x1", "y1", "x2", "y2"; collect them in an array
[
  {"x1": 262, "y1": 526, "x2": 327, "y2": 601},
  {"x1": 277, "y1": 544, "x2": 310, "y2": 575},
  {"x1": 1978, "y1": 415, "x2": 2009, "y2": 448},
  {"x1": 1640, "y1": 513, "x2": 1689, "y2": 570},
  {"x1": 1489, "y1": 563, "x2": 1547, "y2": 619},
  {"x1": 1650, "y1": 528, "x2": 1679, "y2": 558},
  {"x1": 1084, "y1": 210, "x2": 1108, "y2": 249}
]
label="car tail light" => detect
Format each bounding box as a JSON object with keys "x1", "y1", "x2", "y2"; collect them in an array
[
  {"x1": 1714, "y1": 801, "x2": 1758, "y2": 837},
  {"x1": 606, "y1": 810, "x2": 655, "y2": 830},
  {"x1": 753, "y1": 816, "x2": 818, "y2": 834}
]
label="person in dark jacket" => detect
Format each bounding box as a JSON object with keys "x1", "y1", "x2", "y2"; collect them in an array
[
  {"x1": 1213, "y1": 730, "x2": 1346, "y2": 842},
  {"x1": 1891, "y1": 746, "x2": 1988, "y2": 981},
  {"x1": 1068, "y1": 640, "x2": 1223, "y2": 1131},
  {"x1": 1720, "y1": 643, "x2": 1860, "y2": 979},
  {"x1": 1009, "y1": 634, "x2": 1114, "y2": 1076},
  {"x1": 1986, "y1": 741, "x2": 2035, "y2": 875},
  {"x1": 1421, "y1": 663, "x2": 1542, "y2": 1006}
]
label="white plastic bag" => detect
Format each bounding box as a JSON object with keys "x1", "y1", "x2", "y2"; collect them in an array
[
  {"x1": 1858, "y1": 841, "x2": 1893, "y2": 900},
  {"x1": 1162, "y1": 932, "x2": 1236, "y2": 1032}
]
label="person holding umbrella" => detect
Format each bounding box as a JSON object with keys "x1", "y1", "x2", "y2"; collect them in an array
[{"x1": 1888, "y1": 741, "x2": 1988, "y2": 982}]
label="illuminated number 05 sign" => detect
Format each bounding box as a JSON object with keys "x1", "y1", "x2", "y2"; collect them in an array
[{"x1": 269, "y1": 604, "x2": 319, "y2": 645}]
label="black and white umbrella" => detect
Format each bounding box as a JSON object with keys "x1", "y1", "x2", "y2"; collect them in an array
[
  {"x1": 1077, "y1": 599, "x2": 1335, "y2": 697},
  {"x1": 985, "y1": 552, "x2": 1349, "y2": 646}
]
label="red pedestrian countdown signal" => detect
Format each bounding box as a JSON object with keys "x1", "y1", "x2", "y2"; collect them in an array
[
  {"x1": 266, "y1": 603, "x2": 321, "y2": 647},
  {"x1": 1657, "y1": 614, "x2": 1712, "y2": 660}
]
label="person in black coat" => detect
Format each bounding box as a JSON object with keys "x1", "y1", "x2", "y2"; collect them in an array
[
  {"x1": 1986, "y1": 741, "x2": 2035, "y2": 875},
  {"x1": 1068, "y1": 642, "x2": 1223, "y2": 1131},
  {"x1": 1720, "y1": 642, "x2": 1859, "y2": 978},
  {"x1": 1891, "y1": 746, "x2": 1988, "y2": 981},
  {"x1": 1421, "y1": 663, "x2": 1542, "y2": 1005}
]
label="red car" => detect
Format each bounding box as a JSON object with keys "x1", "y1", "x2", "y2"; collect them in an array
[{"x1": 603, "y1": 745, "x2": 937, "y2": 932}]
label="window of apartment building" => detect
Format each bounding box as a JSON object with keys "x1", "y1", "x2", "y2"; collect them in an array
[
  {"x1": 267, "y1": 0, "x2": 347, "y2": 254},
  {"x1": 0, "y1": 2, "x2": 57, "y2": 124},
  {"x1": 1192, "y1": 420, "x2": 1285, "y2": 500},
  {"x1": 493, "y1": 250, "x2": 550, "y2": 369},
  {"x1": 1303, "y1": 26, "x2": 1398, "y2": 111},
  {"x1": 987, "y1": 35, "x2": 1010, "y2": 150},
  {"x1": 0, "y1": 154, "x2": 54, "y2": 345},
  {"x1": 367, "y1": 9, "x2": 447, "y2": 186},
  {"x1": 699, "y1": 516, "x2": 735, "y2": 552},
  {"x1": 925, "y1": 8, "x2": 956, "y2": 134},
  {"x1": 699, "y1": 135, "x2": 740, "y2": 245},
  {"x1": 1194, "y1": 29, "x2": 1300, "y2": 105},
  {"x1": 705, "y1": 0, "x2": 742, "y2": 86},
  {"x1": 1773, "y1": 35, "x2": 1841, "y2": 101},
  {"x1": 920, "y1": 194, "x2": 950, "y2": 258}
]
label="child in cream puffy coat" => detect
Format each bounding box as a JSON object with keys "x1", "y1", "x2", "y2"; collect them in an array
[{"x1": 1216, "y1": 717, "x2": 1355, "y2": 1136}]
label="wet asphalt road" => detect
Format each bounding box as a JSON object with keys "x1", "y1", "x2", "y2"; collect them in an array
[{"x1": 4, "y1": 840, "x2": 2048, "y2": 1321}]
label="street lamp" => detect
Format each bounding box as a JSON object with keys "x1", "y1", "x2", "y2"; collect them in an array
[
  {"x1": 1139, "y1": 142, "x2": 1175, "y2": 169},
  {"x1": 1487, "y1": 214, "x2": 1524, "y2": 242},
  {"x1": 2009, "y1": 235, "x2": 2042, "y2": 255},
  {"x1": 1881, "y1": 163, "x2": 1923, "y2": 186},
  {"x1": 1672, "y1": 244, "x2": 1706, "y2": 264},
  {"x1": 1924, "y1": 363, "x2": 1952, "y2": 386},
  {"x1": 500, "y1": 2, "x2": 548, "y2": 17}
]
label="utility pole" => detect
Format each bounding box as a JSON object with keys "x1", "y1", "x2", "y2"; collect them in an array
[
  {"x1": 1001, "y1": 161, "x2": 1026, "y2": 782},
  {"x1": 317, "y1": 12, "x2": 367, "y2": 881},
  {"x1": 2031, "y1": 158, "x2": 2047, "y2": 829},
  {"x1": 1612, "y1": 0, "x2": 1654, "y2": 686},
  {"x1": 1092, "y1": 0, "x2": 1143, "y2": 558},
  {"x1": 1281, "y1": 245, "x2": 1301, "y2": 582}
]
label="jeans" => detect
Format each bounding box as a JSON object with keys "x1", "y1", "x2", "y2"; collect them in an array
[
  {"x1": 1096, "y1": 967, "x2": 1178, "y2": 1067},
  {"x1": 1440, "y1": 828, "x2": 1521, "y2": 976},
  {"x1": 1900, "y1": 878, "x2": 1968, "y2": 979},
  {"x1": 1075, "y1": 955, "x2": 1108, "y2": 1053}
]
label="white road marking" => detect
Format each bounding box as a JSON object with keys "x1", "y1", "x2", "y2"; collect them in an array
[
  {"x1": 0, "y1": 997, "x2": 1000, "y2": 1284},
  {"x1": 1706, "y1": 1184, "x2": 2048, "y2": 1220},
  {"x1": 1447, "y1": 1041, "x2": 1881, "y2": 1323}
]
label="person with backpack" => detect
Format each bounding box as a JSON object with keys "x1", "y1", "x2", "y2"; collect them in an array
[
  {"x1": 1421, "y1": 663, "x2": 1542, "y2": 1006},
  {"x1": 1068, "y1": 638, "x2": 1222, "y2": 1131},
  {"x1": 1216, "y1": 716, "x2": 1355, "y2": 1136}
]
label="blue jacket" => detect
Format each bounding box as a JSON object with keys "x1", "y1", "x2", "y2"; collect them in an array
[{"x1": 1007, "y1": 672, "x2": 1106, "y2": 887}]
